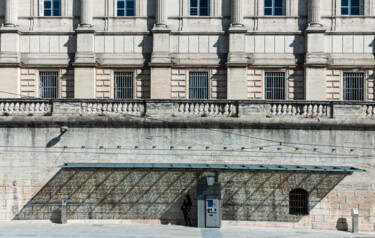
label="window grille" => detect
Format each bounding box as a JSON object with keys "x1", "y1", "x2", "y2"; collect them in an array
[
  {"x1": 289, "y1": 189, "x2": 309, "y2": 215},
  {"x1": 343, "y1": 72, "x2": 364, "y2": 101},
  {"x1": 265, "y1": 72, "x2": 285, "y2": 100},
  {"x1": 190, "y1": 0, "x2": 209, "y2": 16},
  {"x1": 264, "y1": 0, "x2": 284, "y2": 16},
  {"x1": 341, "y1": 0, "x2": 362, "y2": 15},
  {"x1": 189, "y1": 72, "x2": 209, "y2": 99},
  {"x1": 114, "y1": 72, "x2": 134, "y2": 99},
  {"x1": 39, "y1": 0, "x2": 61, "y2": 16},
  {"x1": 116, "y1": 0, "x2": 135, "y2": 16},
  {"x1": 39, "y1": 72, "x2": 58, "y2": 98}
]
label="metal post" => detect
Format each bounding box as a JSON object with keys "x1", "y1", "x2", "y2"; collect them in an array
[{"x1": 352, "y1": 208, "x2": 359, "y2": 233}]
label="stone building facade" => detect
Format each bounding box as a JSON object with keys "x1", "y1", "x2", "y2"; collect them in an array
[
  {"x1": 0, "y1": 0, "x2": 374, "y2": 101},
  {"x1": 0, "y1": 0, "x2": 375, "y2": 233}
]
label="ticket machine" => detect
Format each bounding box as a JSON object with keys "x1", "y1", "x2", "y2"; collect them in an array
[{"x1": 205, "y1": 197, "x2": 221, "y2": 228}]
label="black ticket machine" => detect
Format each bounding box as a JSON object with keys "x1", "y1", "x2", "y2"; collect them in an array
[{"x1": 205, "y1": 196, "x2": 221, "y2": 228}]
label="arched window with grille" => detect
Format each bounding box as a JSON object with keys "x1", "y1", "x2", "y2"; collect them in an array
[{"x1": 289, "y1": 188, "x2": 309, "y2": 215}]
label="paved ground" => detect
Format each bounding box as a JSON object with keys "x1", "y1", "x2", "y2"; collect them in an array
[{"x1": 0, "y1": 223, "x2": 374, "y2": 238}]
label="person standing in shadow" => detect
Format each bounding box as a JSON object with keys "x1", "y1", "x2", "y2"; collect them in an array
[{"x1": 181, "y1": 194, "x2": 192, "y2": 226}]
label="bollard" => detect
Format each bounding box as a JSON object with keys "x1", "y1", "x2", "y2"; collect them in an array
[
  {"x1": 61, "y1": 200, "x2": 67, "y2": 224},
  {"x1": 352, "y1": 208, "x2": 359, "y2": 233}
]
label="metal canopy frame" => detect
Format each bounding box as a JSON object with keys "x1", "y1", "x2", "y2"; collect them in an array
[{"x1": 60, "y1": 163, "x2": 366, "y2": 173}]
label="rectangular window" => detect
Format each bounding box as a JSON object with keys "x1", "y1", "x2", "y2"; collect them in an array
[
  {"x1": 343, "y1": 72, "x2": 363, "y2": 101},
  {"x1": 114, "y1": 72, "x2": 134, "y2": 99},
  {"x1": 190, "y1": 0, "x2": 209, "y2": 16},
  {"x1": 39, "y1": 0, "x2": 61, "y2": 16},
  {"x1": 116, "y1": 0, "x2": 135, "y2": 16},
  {"x1": 39, "y1": 72, "x2": 58, "y2": 98},
  {"x1": 264, "y1": 0, "x2": 284, "y2": 16},
  {"x1": 265, "y1": 72, "x2": 285, "y2": 100},
  {"x1": 189, "y1": 72, "x2": 209, "y2": 99},
  {"x1": 341, "y1": 0, "x2": 362, "y2": 15}
]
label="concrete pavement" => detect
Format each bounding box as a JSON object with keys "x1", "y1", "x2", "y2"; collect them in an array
[{"x1": 0, "y1": 223, "x2": 374, "y2": 238}]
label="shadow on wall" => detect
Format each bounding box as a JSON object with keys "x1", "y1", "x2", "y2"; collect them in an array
[
  {"x1": 13, "y1": 169, "x2": 348, "y2": 227},
  {"x1": 219, "y1": 171, "x2": 348, "y2": 224},
  {"x1": 13, "y1": 169, "x2": 198, "y2": 226}
]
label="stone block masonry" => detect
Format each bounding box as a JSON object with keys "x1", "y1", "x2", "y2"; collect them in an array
[{"x1": 0, "y1": 122, "x2": 373, "y2": 231}]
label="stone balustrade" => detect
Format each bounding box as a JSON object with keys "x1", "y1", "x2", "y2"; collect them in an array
[
  {"x1": 175, "y1": 102, "x2": 237, "y2": 116},
  {"x1": 81, "y1": 101, "x2": 144, "y2": 115},
  {"x1": 0, "y1": 100, "x2": 51, "y2": 114},
  {"x1": 0, "y1": 99, "x2": 374, "y2": 120}
]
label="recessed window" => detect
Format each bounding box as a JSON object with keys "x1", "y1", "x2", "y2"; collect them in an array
[
  {"x1": 289, "y1": 189, "x2": 309, "y2": 215},
  {"x1": 190, "y1": 0, "x2": 209, "y2": 16},
  {"x1": 39, "y1": 0, "x2": 61, "y2": 16},
  {"x1": 189, "y1": 72, "x2": 209, "y2": 99},
  {"x1": 343, "y1": 72, "x2": 364, "y2": 101},
  {"x1": 114, "y1": 72, "x2": 134, "y2": 99},
  {"x1": 264, "y1": 0, "x2": 284, "y2": 16},
  {"x1": 115, "y1": 0, "x2": 135, "y2": 16},
  {"x1": 39, "y1": 72, "x2": 58, "y2": 98},
  {"x1": 265, "y1": 72, "x2": 285, "y2": 100},
  {"x1": 341, "y1": 0, "x2": 362, "y2": 15}
]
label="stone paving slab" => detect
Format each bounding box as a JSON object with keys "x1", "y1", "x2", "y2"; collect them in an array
[{"x1": 0, "y1": 223, "x2": 374, "y2": 238}]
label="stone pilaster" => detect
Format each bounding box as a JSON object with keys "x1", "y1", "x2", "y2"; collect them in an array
[
  {"x1": 0, "y1": 0, "x2": 20, "y2": 65},
  {"x1": 5, "y1": 0, "x2": 17, "y2": 27},
  {"x1": 231, "y1": 0, "x2": 243, "y2": 27},
  {"x1": 226, "y1": 0, "x2": 248, "y2": 100},
  {"x1": 305, "y1": 0, "x2": 327, "y2": 100},
  {"x1": 80, "y1": 0, "x2": 93, "y2": 27},
  {"x1": 150, "y1": 0, "x2": 171, "y2": 99},
  {"x1": 155, "y1": 0, "x2": 167, "y2": 28},
  {"x1": 308, "y1": 0, "x2": 322, "y2": 27}
]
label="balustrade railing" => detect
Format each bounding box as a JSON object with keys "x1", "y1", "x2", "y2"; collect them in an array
[
  {"x1": 268, "y1": 102, "x2": 330, "y2": 118},
  {"x1": 174, "y1": 101, "x2": 237, "y2": 116},
  {"x1": 0, "y1": 100, "x2": 51, "y2": 114},
  {"x1": 0, "y1": 99, "x2": 373, "y2": 120},
  {"x1": 81, "y1": 101, "x2": 144, "y2": 115}
]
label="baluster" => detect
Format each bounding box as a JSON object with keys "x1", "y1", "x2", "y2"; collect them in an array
[
  {"x1": 179, "y1": 103, "x2": 184, "y2": 114},
  {"x1": 128, "y1": 103, "x2": 133, "y2": 114},
  {"x1": 9, "y1": 103, "x2": 14, "y2": 113},
  {"x1": 231, "y1": 104, "x2": 237, "y2": 116},
  {"x1": 123, "y1": 103, "x2": 128, "y2": 113},
  {"x1": 14, "y1": 102, "x2": 20, "y2": 113},
  {"x1": 271, "y1": 104, "x2": 276, "y2": 115},
  {"x1": 318, "y1": 105, "x2": 323, "y2": 116},
  {"x1": 119, "y1": 103, "x2": 124, "y2": 113},
  {"x1": 204, "y1": 103, "x2": 209, "y2": 114},
  {"x1": 367, "y1": 106, "x2": 372, "y2": 117},
  {"x1": 193, "y1": 103, "x2": 198, "y2": 115},
  {"x1": 113, "y1": 103, "x2": 118, "y2": 113},
  {"x1": 214, "y1": 104, "x2": 219, "y2": 115},
  {"x1": 199, "y1": 103, "x2": 204, "y2": 114},
  {"x1": 209, "y1": 103, "x2": 215, "y2": 115},
  {"x1": 276, "y1": 104, "x2": 281, "y2": 115},
  {"x1": 224, "y1": 104, "x2": 229, "y2": 115},
  {"x1": 288, "y1": 104, "x2": 293, "y2": 116},
  {"x1": 313, "y1": 105, "x2": 318, "y2": 117},
  {"x1": 372, "y1": 106, "x2": 375, "y2": 117}
]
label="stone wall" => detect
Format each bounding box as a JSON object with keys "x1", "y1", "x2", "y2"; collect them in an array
[{"x1": 0, "y1": 124, "x2": 374, "y2": 231}]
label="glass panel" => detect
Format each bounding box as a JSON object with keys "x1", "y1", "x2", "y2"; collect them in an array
[
  {"x1": 341, "y1": 7, "x2": 348, "y2": 15},
  {"x1": 53, "y1": 9, "x2": 60, "y2": 16},
  {"x1": 45, "y1": 0, "x2": 51, "y2": 8},
  {"x1": 117, "y1": 10, "x2": 125, "y2": 16},
  {"x1": 351, "y1": 0, "x2": 360, "y2": 6},
  {"x1": 190, "y1": 0, "x2": 198, "y2": 8},
  {"x1": 44, "y1": 9, "x2": 52, "y2": 16},
  {"x1": 342, "y1": 0, "x2": 349, "y2": 6},
  {"x1": 126, "y1": 9, "x2": 135, "y2": 16},
  {"x1": 264, "y1": 8, "x2": 272, "y2": 16},
  {"x1": 200, "y1": 7, "x2": 209, "y2": 16},
  {"x1": 265, "y1": 0, "x2": 272, "y2": 7},
  {"x1": 127, "y1": 0, "x2": 135, "y2": 8},
  {"x1": 274, "y1": 7, "x2": 283, "y2": 16},
  {"x1": 351, "y1": 7, "x2": 359, "y2": 15},
  {"x1": 200, "y1": 0, "x2": 209, "y2": 7},
  {"x1": 275, "y1": 0, "x2": 283, "y2": 7},
  {"x1": 117, "y1": 1, "x2": 125, "y2": 8}
]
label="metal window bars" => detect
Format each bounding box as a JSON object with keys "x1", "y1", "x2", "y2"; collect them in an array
[
  {"x1": 343, "y1": 72, "x2": 364, "y2": 101},
  {"x1": 189, "y1": 72, "x2": 209, "y2": 100},
  {"x1": 39, "y1": 72, "x2": 58, "y2": 99},
  {"x1": 265, "y1": 72, "x2": 285, "y2": 100},
  {"x1": 289, "y1": 189, "x2": 309, "y2": 215},
  {"x1": 115, "y1": 72, "x2": 134, "y2": 99}
]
